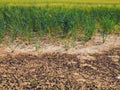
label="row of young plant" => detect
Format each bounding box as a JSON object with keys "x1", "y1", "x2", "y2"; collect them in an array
[{"x1": 0, "y1": 6, "x2": 119, "y2": 42}]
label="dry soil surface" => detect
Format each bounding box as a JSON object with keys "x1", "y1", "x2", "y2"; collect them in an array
[{"x1": 0, "y1": 35, "x2": 120, "y2": 90}]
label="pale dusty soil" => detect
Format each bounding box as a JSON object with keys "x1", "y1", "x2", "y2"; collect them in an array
[
  {"x1": 0, "y1": 34, "x2": 120, "y2": 58},
  {"x1": 0, "y1": 35, "x2": 120, "y2": 90}
]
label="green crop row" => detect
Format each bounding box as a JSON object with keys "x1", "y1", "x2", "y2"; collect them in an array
[{"x1": 0, "y1": 6, "x2": 120, "y2": 43}]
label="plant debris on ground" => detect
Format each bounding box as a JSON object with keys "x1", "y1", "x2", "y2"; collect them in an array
[{"x1": 0, "y1": 47, "x2": 120, "y2": 90}]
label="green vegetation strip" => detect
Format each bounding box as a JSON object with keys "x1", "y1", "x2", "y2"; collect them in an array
[{"x1": 0, "y1": 6, "x2": 120, "y2": 42}]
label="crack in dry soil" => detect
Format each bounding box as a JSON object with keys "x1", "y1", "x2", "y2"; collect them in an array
[{"x1": 0, "y1": 48, "x2": 120, "y2": 90}]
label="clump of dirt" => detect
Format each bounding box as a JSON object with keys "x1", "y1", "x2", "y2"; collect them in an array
[{"x1": 0, "y1": 48, "x2": 120, "y2": 90}]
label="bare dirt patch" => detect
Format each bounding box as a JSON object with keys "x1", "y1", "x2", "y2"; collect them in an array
[
  {"x1": 0, "y1": 35, "x2": 120, "y2": 90},
  {"x1": 0, "y1": 48, "x2": 120, "y2": 90},
  {"x1": 1, "y1": 34, "x2": 120, "y2": 56}
]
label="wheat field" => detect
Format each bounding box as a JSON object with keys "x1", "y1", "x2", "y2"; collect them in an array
[{"x1": 0, "y1": 0, "x2": 120, "y2": 42}]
